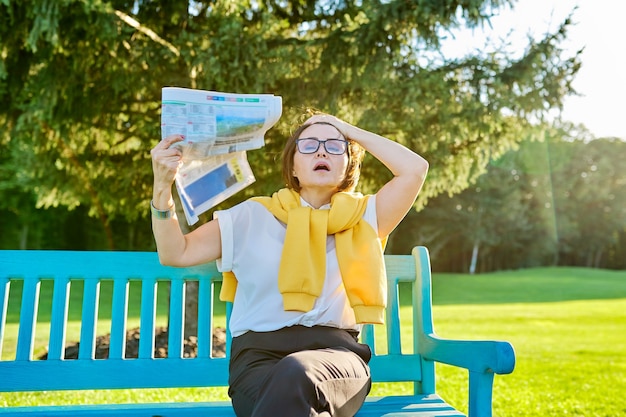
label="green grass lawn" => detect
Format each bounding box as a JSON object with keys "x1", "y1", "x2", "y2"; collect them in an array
[
  {"x1": 2, "y1": 267, "x2": 626, "y2": 416},
  {"x1": 428, "y1": 267, "x2": 626, "y2": 417}
]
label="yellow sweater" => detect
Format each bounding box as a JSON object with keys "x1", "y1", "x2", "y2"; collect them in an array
[{"x1": 220, "y1": 188, "x2": 387, "y2": 324}]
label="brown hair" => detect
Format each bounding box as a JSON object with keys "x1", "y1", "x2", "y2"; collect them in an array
[{"x1": 281, "y1": 121, "x2": 365, "y2": 193}]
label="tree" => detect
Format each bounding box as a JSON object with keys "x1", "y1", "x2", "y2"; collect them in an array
[
  {"x1": 546, "y1": 127, "x2": 626, "y2": 268},
  {"x1": 1, "y1": 0, "x2": 587, "y2": 347},
  {"x1": 391, "y1": 128, "x2": 557, "y2": 272},
  {"x1": 392, "y1": 123, "x2": 626, "y2": 272},
  {"x1": 1, "y1": 0, "x2": 581, "y2": 251}
]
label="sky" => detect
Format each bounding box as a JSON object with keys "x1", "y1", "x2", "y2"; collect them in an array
[{"x1": 441, "y1": 0, "x2": 626, "y2": 140}]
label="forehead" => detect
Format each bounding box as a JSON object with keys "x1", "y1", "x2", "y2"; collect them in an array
[{"x1": 299, "y1": 123, "x2": 343, "y2": 139}]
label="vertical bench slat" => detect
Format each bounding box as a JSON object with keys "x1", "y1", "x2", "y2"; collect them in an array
[
  {"x1": 139, "y1": 278, "x2": 157, "y2": 359},
  {"x1": 361, "y1": 324, "x2": 375, "y2": 353},
  {"x1": 109, "y1": 279, "x2": 129, "y2": 359},
  {"x1": 386, "y1": 278, "x2": 402, "y2": 355},
  {"x1": 79, "y1": 280, "x2": 100, "y2": 359},
  {"x1": 0, "y1": 277, "x2": 9, "y2": 358},
  {"x1": 168, "y1": 279, "x2": 185, "y2": 358},
  {"x1": 225, "y1": 301, "x2": 233, "y2": 356},
  {"x1": 414, "y1": 247, "x2": 436, "y2": 395},
  {"x1": 47, "y1": 277, "x2": 71, "y2": 360},
  {"x1": 196, "y1": 278, "x2": 212, "y2": 358},
  {"x1": 16, "y1": 279, "x2": 40, "y2": 361}
]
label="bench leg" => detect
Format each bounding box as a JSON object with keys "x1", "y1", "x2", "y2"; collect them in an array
[{"x1": 468, "y1": 371, "x2": 495, "y2": 417}]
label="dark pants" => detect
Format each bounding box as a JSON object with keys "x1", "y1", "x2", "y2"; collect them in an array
[{"x1": 228, "y1": 325, "x2": 372, "y2": 417}]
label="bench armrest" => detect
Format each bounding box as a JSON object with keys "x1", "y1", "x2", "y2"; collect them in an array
[
  {"x1": 420, "y1": 333, "x2": 515, "y2": 417},
  {"x1": 420, "y1": 333, "x2": 515, "y2": 374}
]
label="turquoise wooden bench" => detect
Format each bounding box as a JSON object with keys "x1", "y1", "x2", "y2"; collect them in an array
[{"x1": 0, "y1": 246, "x2": 515, "y2": 416}]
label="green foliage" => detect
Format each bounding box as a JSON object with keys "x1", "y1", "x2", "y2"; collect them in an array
[
  {"x1": 0, "y1": 0, "x2": 581, "y2": 249},
  {"x1": 546, "y1": 128, "x2": 626, "y2": 268},
  {"x1": 390, "y1": 123, "x2": 626, "y2": 271}
]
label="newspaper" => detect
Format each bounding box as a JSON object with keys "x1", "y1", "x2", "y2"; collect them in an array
[
  {"x1": 161, "y1": 87, "x2": 283, "y2": 157},
  {"x1": 161, "y1": 87, "x2": 283, "y2": 225}
]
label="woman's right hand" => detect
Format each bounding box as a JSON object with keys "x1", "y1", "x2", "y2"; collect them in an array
[{"x1": 150, "y1": 134, "x2": 185, "y2": 201}]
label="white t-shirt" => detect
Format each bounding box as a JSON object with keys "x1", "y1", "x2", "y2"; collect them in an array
[{"x1": 215, "y1": 195, "x2": 378, "y2": 337}]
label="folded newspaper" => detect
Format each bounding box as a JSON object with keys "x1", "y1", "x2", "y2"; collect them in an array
[{"x1": 161, "y1": 87, "x2": 282, "y2": 225}]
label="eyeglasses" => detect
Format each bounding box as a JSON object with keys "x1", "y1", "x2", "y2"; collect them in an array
[{"x1": 296, "y1": 138, "x2": 348, "y2": 155}]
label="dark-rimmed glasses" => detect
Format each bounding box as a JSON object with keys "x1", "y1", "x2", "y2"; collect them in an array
[{"x1": 296, "y1": 138, "x2": 348, "y2": 155}]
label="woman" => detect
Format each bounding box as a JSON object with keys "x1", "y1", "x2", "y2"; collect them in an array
[{"x1": 150, "y1": 113, "x2": 428, "y2": 417}]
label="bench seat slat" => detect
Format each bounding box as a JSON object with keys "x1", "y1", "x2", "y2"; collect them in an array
[
  {"x1": 357, "y1": 394, "x2": 465, "y2": 416},
  {"x1": 0, "y1": 401, "x2": 236, "y2": 417},
  {"x1": 0, "y1": 395, "x2": 463, "y2": 417}
]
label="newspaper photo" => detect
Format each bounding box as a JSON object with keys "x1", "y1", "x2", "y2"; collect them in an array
[
  {"x1": 161, "y1": 87, "x2": 283, "y2": 225},
  {"x1": 175, "y1": 151, "x2": 255, "y2": 225}
]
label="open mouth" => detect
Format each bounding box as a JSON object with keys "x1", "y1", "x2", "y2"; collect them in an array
[{"x1": 314, "y1": 162, "x2": 330, "y2": 171}]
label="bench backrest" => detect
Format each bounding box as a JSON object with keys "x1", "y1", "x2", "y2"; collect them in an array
[{"x1": 0, "y1": 247, "x2": 435, "y2": 395}]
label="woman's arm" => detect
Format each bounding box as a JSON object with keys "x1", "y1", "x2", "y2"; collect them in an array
[
  {"x1": 306, "y1": 114, "x2": 428, "y2": 238},
  {"x1": 150, "y1": 135, "x2": 222, "y2": 266}
]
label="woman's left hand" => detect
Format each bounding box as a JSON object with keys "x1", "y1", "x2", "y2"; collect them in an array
[{"x1": 305, "y1": 113, "x2": 428, "y2": 239}]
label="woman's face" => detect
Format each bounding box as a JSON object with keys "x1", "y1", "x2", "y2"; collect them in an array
[{"x1": 292, "y1": 123, "x2": 350, "y2": 194}]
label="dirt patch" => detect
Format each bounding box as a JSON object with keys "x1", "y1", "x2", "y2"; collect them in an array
[{"x1": 38, "y1": 327, "x2": 227, "y2": 359}]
